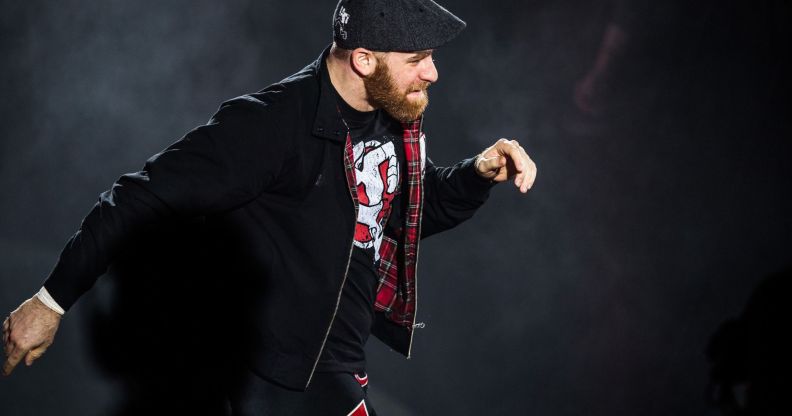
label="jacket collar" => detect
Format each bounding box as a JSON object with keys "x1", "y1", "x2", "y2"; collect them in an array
[{"x1": 311, "y1": 45, "x2": 350, "y2": 142}]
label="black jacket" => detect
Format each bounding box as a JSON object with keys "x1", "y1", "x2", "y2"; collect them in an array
[{"x1": 43, "y1": 46, "x2": 495, "y2": 390}]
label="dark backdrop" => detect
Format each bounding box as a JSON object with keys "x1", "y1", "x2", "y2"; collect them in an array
[{"x1": 1, "y1": 0, "x2": 790, "y2": 415}]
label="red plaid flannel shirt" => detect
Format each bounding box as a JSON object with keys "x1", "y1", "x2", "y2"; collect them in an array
[{"x1": 342, "y1": 119, "x2": 424, "y2": 328}]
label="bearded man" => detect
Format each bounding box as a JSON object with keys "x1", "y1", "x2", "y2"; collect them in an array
[{"x1": 3, "y1": 0, "x2": 536, "y2": 414}]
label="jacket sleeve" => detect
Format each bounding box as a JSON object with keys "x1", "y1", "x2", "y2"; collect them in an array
[
  {"x1": 42, "y1": 97, "x2": 290, "y2": 312},
  {"x1": 420, "y1": 155, "x2": 497, "y2": 239}
]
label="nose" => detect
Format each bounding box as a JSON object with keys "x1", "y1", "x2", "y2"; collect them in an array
[{"x1": 420, "y1": 57, "x2": 438, "y2": 83}]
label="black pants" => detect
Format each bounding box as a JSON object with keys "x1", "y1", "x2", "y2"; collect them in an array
[{"x1": 228, "y1": 369, "x2": 378, "y2": 416}]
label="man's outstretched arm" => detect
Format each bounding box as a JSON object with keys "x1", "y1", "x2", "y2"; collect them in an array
[
  {"x1": 2, "y1": 96, "x2": 290, "y2": 376},
  {"x1": 421, "y1": 138, "x2": 537, "y2": 238}
]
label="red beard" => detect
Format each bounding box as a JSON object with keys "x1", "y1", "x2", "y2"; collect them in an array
[{"x1": 364, "y1": 59, "x2": 430, "y2": 122}]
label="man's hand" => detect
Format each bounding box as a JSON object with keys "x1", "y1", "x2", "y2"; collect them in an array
[
  {"x1": 2, "y1": 296, "x2": 62, "y2": 376},
  {"x1": 475, "y1": 138, "x2": 537, "y2": 193}
]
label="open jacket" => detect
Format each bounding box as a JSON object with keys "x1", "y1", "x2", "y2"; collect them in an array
[{"x1": 43, "y1": 46, "x2": 496, "y2": 391}]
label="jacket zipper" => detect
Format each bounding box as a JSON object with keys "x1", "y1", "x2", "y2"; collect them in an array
[
  {"x1": 305, "y1": 132, "x2": 357, "y2": 390},
  {"x1": 306, "y1": 117, "x2": 425, "y2": 381},
  {"x1": 406, "y1": 116, "x2": 424, "y2": 359}
]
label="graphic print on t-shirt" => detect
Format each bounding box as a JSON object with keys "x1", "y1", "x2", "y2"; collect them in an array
[{"x1": 353, "y1": 137, "x2": 400, "y2": 262}]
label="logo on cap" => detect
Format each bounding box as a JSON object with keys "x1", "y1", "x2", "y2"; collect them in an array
[{"x1": 336, "y1": 6, "x2": 350, "y2": 40}]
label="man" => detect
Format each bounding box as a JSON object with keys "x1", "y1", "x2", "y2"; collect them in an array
[{"x1": 3, "y1": 0, "x2": 536, "y2": 414}]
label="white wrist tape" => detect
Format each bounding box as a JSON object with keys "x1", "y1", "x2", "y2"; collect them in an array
[{"x1": 36, "y1": 287, "x2": 65, "y2": 315}]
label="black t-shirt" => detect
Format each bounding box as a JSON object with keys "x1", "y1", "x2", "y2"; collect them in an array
[{"x1": 315, "y1": 88, "x2": 405, "y2": 374}]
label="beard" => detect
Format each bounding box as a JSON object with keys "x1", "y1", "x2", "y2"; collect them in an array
[{"x1": 363, "y1": 60, "x2": 430, "y2": 123}]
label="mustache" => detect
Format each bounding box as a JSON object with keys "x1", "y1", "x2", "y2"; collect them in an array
[{"x1": 409, "y1": 82, "x2": 431, "y2": 92}]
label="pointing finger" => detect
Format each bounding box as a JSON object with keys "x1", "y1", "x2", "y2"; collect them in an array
[
  {"x1": 518, "y1": 147, "x2": 534, "y2": 192},
  {"x1": 498, "y1": 140, "x2": 526, "y2": 189},
  {"x1": 503, "y1": 140, "x2": 524, "y2": 171},
  {"x1": 3, "y1": 344, "x2": 26, "y2": 376}
]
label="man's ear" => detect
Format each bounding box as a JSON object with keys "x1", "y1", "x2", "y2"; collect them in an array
[{"x1": 350, "y1": 48, "x2": 377, "y2": 77}]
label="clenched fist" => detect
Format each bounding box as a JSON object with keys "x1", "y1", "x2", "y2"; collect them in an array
[{"x1": 3, "y1": 296, "x2": 62, "y2": 376}]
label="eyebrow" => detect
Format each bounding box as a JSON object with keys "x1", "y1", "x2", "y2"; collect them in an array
[{"x1": 408, "y1": 50, "x2": 433, "y2": 61}]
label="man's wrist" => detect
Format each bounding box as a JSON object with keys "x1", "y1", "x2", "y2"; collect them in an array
[
  {"x1": 35, "y1": 287, "x2": 65, "y2": 316},
  {"x1": 471, "y1": 154, "x2": 497, "y2": 183}
]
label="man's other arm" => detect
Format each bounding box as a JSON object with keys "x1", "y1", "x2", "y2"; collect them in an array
[{"x1": 2, "y1": 96, "x2": 289, "y2": 375}]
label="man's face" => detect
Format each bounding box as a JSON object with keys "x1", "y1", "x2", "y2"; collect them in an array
[{"x1": 363, "y1": 50, "x2": 438, "y2": 122}]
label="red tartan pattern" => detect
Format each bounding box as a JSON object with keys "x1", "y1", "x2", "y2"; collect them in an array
[{"x1": 342, "y1": 120, "x2": 423, "y2": 328}]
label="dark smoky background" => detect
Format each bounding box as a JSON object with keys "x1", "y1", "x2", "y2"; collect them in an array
[{"x1": 1, "y1": 0, "x2": 790, "y2": 415}]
